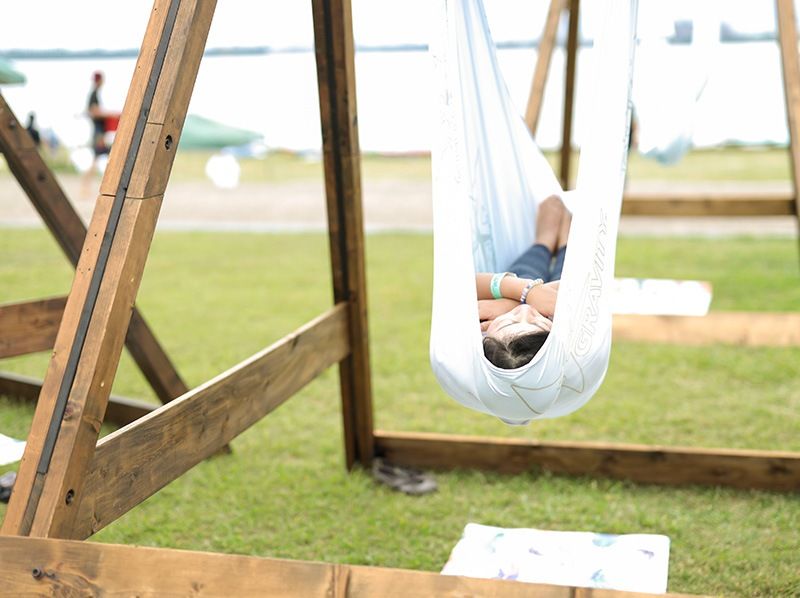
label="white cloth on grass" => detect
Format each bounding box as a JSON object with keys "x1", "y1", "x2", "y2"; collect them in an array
[
  {"x1": 429, "y1": 0, "x2": 638, "y2": 422},
  {"x1": 0, "y1": 432, "x2": 25, "y2": 466},
  {"x1": 442, "y1": 523, "x2": 670, "y2": 594}
]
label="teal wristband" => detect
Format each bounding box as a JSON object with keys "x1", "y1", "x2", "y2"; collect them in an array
[{"x1": 490, "y1": 272, "x2": 515, "y2": 299}]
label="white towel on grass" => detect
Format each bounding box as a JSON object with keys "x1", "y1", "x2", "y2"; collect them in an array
[
  {"x1": 442, "y1": 522, "x2": 670, "y2": 593},
  {"x1": 0, "y1": 432, "x2": 25, "y2": 466}
]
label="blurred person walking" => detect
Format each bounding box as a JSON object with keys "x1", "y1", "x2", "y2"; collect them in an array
[{"x1": 81, "y1": 70, "x2": 112, "y2": 198}]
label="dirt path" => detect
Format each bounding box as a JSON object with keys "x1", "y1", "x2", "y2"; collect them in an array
[{"x1": 0, "y1": 173, "x2": 796, "y2": 236}]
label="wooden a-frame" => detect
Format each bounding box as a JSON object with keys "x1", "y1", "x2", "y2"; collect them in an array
[
  {"x1": 526, "y1": 0, "x2": 800, "y2": 225},
  {"x1": 0, "y1": 0, "x2": 797, "y2": 592},
  {"x1": 526, "y1": 0, "x2": 800, "y2": 346},
  {"x1": 0, "y1": 94, "x2": 188, "y2": 427}
]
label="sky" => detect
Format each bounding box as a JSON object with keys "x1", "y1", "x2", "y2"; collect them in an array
[{"x1": 0, "y1": 0, "x2": 784, "y2": 53}]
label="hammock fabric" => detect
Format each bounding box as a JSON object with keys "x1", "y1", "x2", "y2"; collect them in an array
[{"x1": 429, "y1": 0, "x2": 638, "y2": 423}]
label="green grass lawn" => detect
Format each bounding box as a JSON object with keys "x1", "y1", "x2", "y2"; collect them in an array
[{"x1": 1, "y1": 227, "x2": 799, "y2": 596}]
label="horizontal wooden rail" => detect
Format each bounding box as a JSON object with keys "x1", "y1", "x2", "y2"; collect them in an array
[
  {"x1": 75, "y1": 304, "x2": 350, "y2": 539},
  {"x1": 622, "y1": 193, "x2": 796, "y2": 216},
  {"x1": 0, "y1": 536, "x2": 698, "y2": 597},
  {"x1": 613, "y1": 312, "x2": 800, "y2": 346},
  {"x1": 0, "y1": 371, "x2": 156, "y2": 427},
  {"x1": 375, "y1": 431, "x2": 800, "y2": 492},
  {"x1": 0, "y1": 296, "x2": 66, "y2": 359}
]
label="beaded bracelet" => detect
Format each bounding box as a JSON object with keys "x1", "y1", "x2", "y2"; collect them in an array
[
  {"x1": 490, "y1": 272, "x2": 517, "y2": 299},
  {"x1": 519, "y1": 278, "x2": 544, "y2": 304}
]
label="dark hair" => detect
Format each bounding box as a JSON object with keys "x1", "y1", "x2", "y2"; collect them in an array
[{"x1": 483, "y1": 331, "x2": 549, "y2": 369}]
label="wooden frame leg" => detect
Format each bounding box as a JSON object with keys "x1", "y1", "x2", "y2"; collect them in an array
[
  {"x1": 312, "y1": 0, "x2": 375, "y2": 469},
  {"x1": 524, "y1": 0, "x2": 564, "y2": 136},
  {"x1": 776, "y1": 0, "x2": 800, "y2": 246},
  {"x1": 0, "y1": 92, "x2": 188, "y2": 404},
  {"x1": 559, "y1": 0, "x2": 580, "y2": 188},
  {"x1": 1, "y1": 0, "x2": 216, "y2": 539}
]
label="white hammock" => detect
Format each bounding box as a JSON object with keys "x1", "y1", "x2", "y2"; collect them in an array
[{"x1": 429, "y1": 0, "x2": 638, "y2": 423}]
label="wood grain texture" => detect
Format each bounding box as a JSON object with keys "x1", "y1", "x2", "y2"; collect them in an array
[
  {"x1": 559, "y1": 0, "x2": 579, "y2": 187},
  {"x1": 0, "y1": 90, "x2": 187, "y2": 405},
  {"x1": 524, "y1": 0, "x2": 563, "y2": 136},
  {"x1": 98, "y1": 0, "x2": 171, "y2": 196},
  {"x1": 75, "y1": 305, "x2": 349, "y2": 539},
  {"x1": 622, "y1": 193, "x2": 796, "y2": 216},
  {"x1": 312, "y1": 0, "x2": 375, "y2": 469},
  {"x1": 0, "y1": 297, "x2": 66, "y2": 359},
  {"x1": 0, "y1": 371, "x2": 156, "y2": 427},
  {"x1": 0, "y1": 536, "x2": 699, "y2": 598},
  {"x1": 613, "y1": 312, "x2": 800, "y2": 347},
  {"x1": 128, "y1": 0, "x2": 217, "y2": 198},
  {"x1": 6, "y1": 0, "x2": 218, "y2": 539},
  {"x1": 375, "y1": 431, "x2": 800, "y2": 492},
  {"x1": 1, "y1": 196, "x2": 113, "y2": 536},
  {"x1": 28, "y1": 196, "x2": 165, "y2": 538},
  {"x1": 776, "y1": 0, "x2": 800, "y2": 225}
]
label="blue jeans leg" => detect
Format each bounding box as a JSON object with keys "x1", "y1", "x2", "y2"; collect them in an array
[
  {"x1": 508, "y1": 243, "x2": 552, "y2": 281},
  {"x1": 549, "y1": 246, "x2": 567, "y2": 282}
]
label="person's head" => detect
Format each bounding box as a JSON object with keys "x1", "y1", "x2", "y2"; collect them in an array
[
  {"x1": 93, "y1": 71, "x2": 104, "y2": 87},
  {"x1": 482, "y1": 303, "x2": 551, "y2": 369},
  {"x1": 26, "y1": 112, "x2": 35, "y2": 126}
]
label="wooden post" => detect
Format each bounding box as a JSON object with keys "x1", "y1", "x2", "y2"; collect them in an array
[
  {"x1": 312, "y1": 0, "x2": 375, "y2": 469},
  {"x1": 776, "y1": 0, "x2": 800, "y2": 247},
  {"x1": 524, "y1": 0, "x2": 564, "y2": 136},
  {"x1": 1, "y1": 0, "x2": 216, "y2": 539},
  {"x1": 0, "y1": 92, "x2": 188, "y2": 404},
  {"x1": 559, "y1": 0, "x2": 580, "y2": 188}
]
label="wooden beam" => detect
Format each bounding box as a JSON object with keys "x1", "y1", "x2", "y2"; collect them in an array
[
  {"x1": 0, "y1": 371, "x2": 156, "y2": 427},
  {"x1": 312, "y1": 0, "x2": 375, "y2": 470},
  {"x1": 0, "y1": 87, "x2": 188, "y2": 405},
  {"x1": 524, "y1": 0, "x2": 564, "y2": 136},
  {"x1": 74, "y1": 306, "x2": 349, "y2": 539},
  {"x1": 0, "y1": 93, "x2": 85, "y2": 264},
  {"x1": 0, "y1": 297, "x2": 66, "y2": 359},
  {"x1": 0, "y1": 537, "x2": 699, "y2": 598},
  {"x1": 622, "y1": 192, "x2": 796, "y2": 217},
  {"x1": 613, "y1": 312, "x2": 800, "y2": 347},
  {"x1": 559, "y1": 0, "x2": 579, "y2": 188},
  {"x1": 776, "y1": 0, "x2": 800, "y2": 237},
  {"x1": 2, "y1": 0, "x2": 216, "y2": 539},
  {"x1": 375, "y1": 431, "x2": 800, "y2": 492}
]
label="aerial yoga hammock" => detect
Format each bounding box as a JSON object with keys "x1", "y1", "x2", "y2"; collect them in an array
[{"x1": 429, "y1": 0, "x2": 638, "y2": 424}]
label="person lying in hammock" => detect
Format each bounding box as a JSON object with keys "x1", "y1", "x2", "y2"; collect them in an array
[{"x1": 476, "y1": 195, "x2": 571, "y2": 369}]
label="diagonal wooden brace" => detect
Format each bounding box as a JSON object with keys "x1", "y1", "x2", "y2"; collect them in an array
[
  {"x1": 0, "y1": 91, "x2": 188, "y2": 404},
  {"x1": 1, "y1": 0, "x2": 217, "y2": 539}
]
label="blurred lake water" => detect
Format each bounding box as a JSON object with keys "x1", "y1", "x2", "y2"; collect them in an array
[{"x1": 0, "y1": 41, "x2": 792, "y2": 154}]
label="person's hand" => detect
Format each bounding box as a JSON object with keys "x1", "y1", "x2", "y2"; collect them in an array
[
  {"x1": 527, "y1": 281, "x2": 559, "y2": 318},
  {"x1": 478, "y1": 298, "x2": 519, "y2": 331}
]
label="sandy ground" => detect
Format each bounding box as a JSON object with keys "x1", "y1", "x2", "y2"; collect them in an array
[{"x1": 0, "y1": 173, "x2": 797, "y2": 237}]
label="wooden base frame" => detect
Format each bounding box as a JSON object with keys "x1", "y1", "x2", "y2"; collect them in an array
[
  {"x1": 0, "y1": 536, "x2": 697, "y2": 598},
  {"x1": 0, "y1": 0, "x2": 798, "y2": 594}
]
